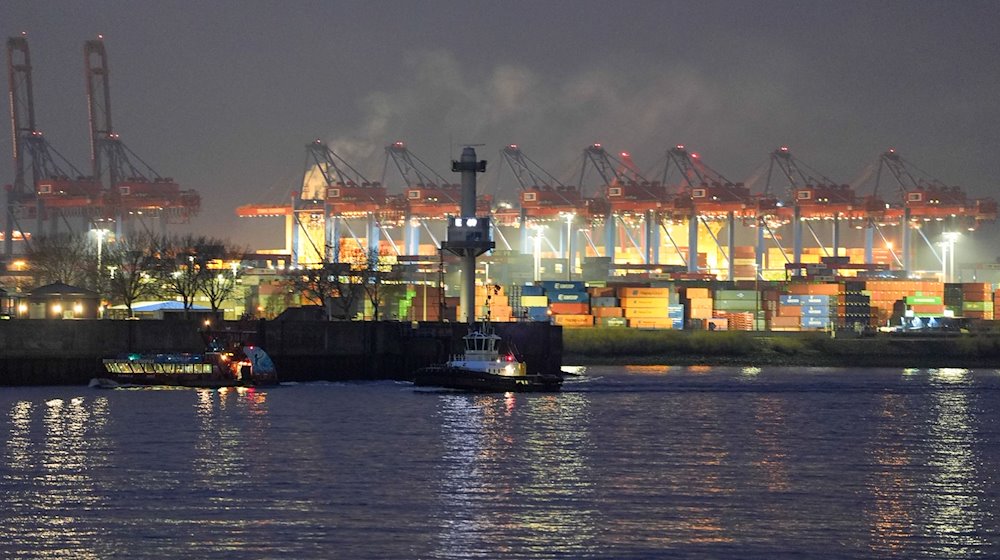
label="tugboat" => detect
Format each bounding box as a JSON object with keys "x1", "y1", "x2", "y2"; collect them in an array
[
  {"x1": 92, "y1": 330, "x2": 278, "y2": 389},
  {"x1": 412, "y1": 320, "x2": 563, "y2": 393}
]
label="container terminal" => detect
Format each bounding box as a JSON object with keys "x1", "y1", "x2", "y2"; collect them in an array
[{"x1": 4, "y1": 35, "x2": 1000, "y2": 334}]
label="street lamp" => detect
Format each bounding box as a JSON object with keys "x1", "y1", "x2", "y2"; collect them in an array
[
  {"x1": 567, "y1": 212, "x2": 576, "y2": 280},
  {"x1": 941, "y1": 231, "x2": 960, "y2": 283},
  {"x1": 532, "y1": 225, "x2": 545, "y2": 282},
  {"x1": 92, "y1": 228, "x2": 110, "y2": 272}
]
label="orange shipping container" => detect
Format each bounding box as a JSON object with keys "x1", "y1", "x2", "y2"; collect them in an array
[
  {"x1": 770, "y1": 316, "x2": 801, "y2": 328},
  {"x1": 624, "y1": 307, "x2": 670, "y2": 319},
  {"x1": 588, "y1": 286, "x2": 616, "y2": 297},
  {"x1": 549, "y1": 302, "x2": 589, "y2": 315},
  {"x1": 777, "y1": 304, "x2": 803, "y2": 317},
  {"x1": 592, "y1": 306, "x2": 624, "y2": 318},
  {"x1": 630, "y1": 318, "x2": 674, "y2": 329},
  {"x1": 689, "y1": 307, "x2": 713, "y2": 320},
  {"x1": 688, "y1": 297, "x2": 713, "y2": 311},
  {"x1": 553, "y1": 314, "x2": 594, "y2": 327},
  {"x1": 621, "y1": 297, "x2": 671, "y2": 309},
  {"x1": 910, "y1": 304, "x2": 945, "y2": 314},
  {"x1": 617, "y1": 287, "x2": 672, "y2": 298},
  {"x1": 686, "y1": 287, "x2": 711, "y2": 299}
]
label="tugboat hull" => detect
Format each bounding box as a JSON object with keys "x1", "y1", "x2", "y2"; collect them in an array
[{"x1": 413, "y1": 366, "x2": 563, "y2": 393}]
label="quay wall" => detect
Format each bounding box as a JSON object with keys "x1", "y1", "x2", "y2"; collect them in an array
[{"x1": 0, "y1": 320, "x2": 564, "y2": 386}]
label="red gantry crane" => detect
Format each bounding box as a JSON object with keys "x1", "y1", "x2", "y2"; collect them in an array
[
  {"x1": 661, "y1": 145, "x2": 756, "y2": 277},
  {"x1": 873, "y1": 147, "x2": 997, "y2": 271},
  {"x1": 5, "y1": 33, "x2": 104, "y2": 256},
  {"x1": 762, "y1": 146, "x2": 870, "y2": 268},
  {"x1": 383, "y1": 141, "x2": 492, "y2": 256},
  {"x1": 498, "y1": 144, "x2": 605, "y2": 263},
  {"x1": 578, "y1": 143, "x2": 667, "y2": 265},
  {"x1": 84, "y1": 36, "x2": 199, "y2": 237}
]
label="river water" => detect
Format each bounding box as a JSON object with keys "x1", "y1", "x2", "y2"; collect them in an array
[{"x1": 2, "y1": 366, "x2": 1000, "y2": 559}]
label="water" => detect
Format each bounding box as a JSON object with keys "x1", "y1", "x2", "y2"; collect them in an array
[{"x1": 3, "y1": 366, "x2": 1000, "y2": 559}]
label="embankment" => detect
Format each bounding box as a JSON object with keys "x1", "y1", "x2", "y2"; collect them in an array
[
  {"x1": 563, "y1": 328, "x2": 1000, "y2": 369},
  {"x1": 0, "y1": 320, "x2": 563, "y2": 386}
]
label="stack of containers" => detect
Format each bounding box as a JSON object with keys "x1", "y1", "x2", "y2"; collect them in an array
[
  {"x1": 618, "y1": 285, "x2": 677, "y2": 329},
  {"x1": 772, "y1": 293, "x2": 834, "y2": 330},
  {"x1": 518, "y1": 284, "x2": 551, "y2": 322},
  {"x1": 838, "y1": 280, "x2": 871, "y2": 328},
  {"x1": 731, "y1": 247, "x2": 757, "y2": 280},
  {"x1": 784, "y1": 282, "x2": 841, "y2": 330},
  {"x1": 544, "y1": 280, "x2": 593, "y2": 327},
  {"x1": 683, "y1": 286, "x2": 713, "y2": 329},
  {"x1": 589, "y1": 285, "x2": 626, "y2": 327},
  {"x1": 905, "y1": 292, "x2": 945, "y2": 317},
  {"x1": 458, "y1": 285, "x2": 513, "y2": 322},
  {"x1": 407, "y1": 285, "x2": 444, "y2": 321},
  {"x1": 713, "y1": 289, "x2": 762, "y2": 330},
  {"x1": 866, "y1": 279, "x2": 935, "y2": 325},
  {"x1": 772, "y1": 294, "x2": 804, "y2": 331},
  {"x1": 962, "y1": 282, "x2": 993, "y2": 320},
  {"x1": 943, "y1": 283, "x2": 964, "y2": 317}
]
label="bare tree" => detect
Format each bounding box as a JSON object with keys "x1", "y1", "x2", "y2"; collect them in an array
[
  {"x1": 201, "y1": 244, "x2": 249, "y2": 316},
  {"x1": 25, "y1": 233, "x2": 92, "y2": 286},
  {"x1": 282, "y1": 260, "x2": 362, "y2": 320},
  {"x1": 156, "y1": 234, "x2": 204, "y2": 318},
  {"x1": 360, "y1": 248, "x2": 402, "y2": 321},
  {"x1": 103, "y1": 231, "x2": 162, "y2": 317}
]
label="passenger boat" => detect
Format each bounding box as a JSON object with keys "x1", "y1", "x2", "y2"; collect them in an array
[
  {"x1": 412, "y1": 321, "x2": 563, "y2": 392},
  {"x1": 91, "y1": 331, "x2": 278, "y2": 389}
]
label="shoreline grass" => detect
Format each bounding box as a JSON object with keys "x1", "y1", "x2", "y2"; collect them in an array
[{"x1": 562, "y1": 328, "x2": 1000, "y2": 369}]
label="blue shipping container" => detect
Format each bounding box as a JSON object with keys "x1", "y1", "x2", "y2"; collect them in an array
[
  {"x1": 671, "y1": 318, "x2": 685, "y2": 330},
  {"x1": 547, "y1": 290, "x2": 590, "y2": 303},
  {"x1": 779, "y1": 295, "x2": 803, "y2": 306},
  {"x1": 801, "y1": 316, "x2": 830, "y2": 328},
  {"x1": 520, "y1": 284, "x2": 545, "y2": 296},
  {"x1": 804, "y1": 295, "x2": 832, "y2": 305},
  {"x1": 525, "y1": 306, "x2": 551, "y2": 321},
  {"x1": 801, "y1": 304, "x2": 831, "y2": 316},
  {"x1": 540, "y1": 280, "x2": 585, "y2": 292}
]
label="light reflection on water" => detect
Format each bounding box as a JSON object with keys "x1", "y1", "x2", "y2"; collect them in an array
[{"x1": 1, "y1": 367, "x2": 999, "y2": 559}]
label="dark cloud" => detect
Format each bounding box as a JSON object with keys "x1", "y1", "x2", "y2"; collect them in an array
[{"x1": 2, "y1": 1, "x2": 999, "y2": 255}]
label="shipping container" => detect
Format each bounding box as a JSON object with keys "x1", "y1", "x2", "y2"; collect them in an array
[
  {"x1": 617, "y1": 287, "x2": 672, "y2": 298},
  {"x1": 541, "y1": 280, "x2": 585, "y2": 292},
  {"x1": 549, "y1": 302, "x2": 590, "y2": 315}
]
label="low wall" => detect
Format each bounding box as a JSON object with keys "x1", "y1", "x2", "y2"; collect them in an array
[{"x1": 0, "y1": 319, "x2": 564, "y2": 386}]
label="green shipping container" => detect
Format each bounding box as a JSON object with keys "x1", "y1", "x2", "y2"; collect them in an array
[
  {"x1": 599, "y1": 317, "x2": 628, "y2": 327},
  {"x1": 963, "y1": 301, "x2": 994, "y2": 311},
  {"x1": 905, "y1": 295, "x2": 942, "y2": 305},
  {"x1": 713, "y1": 299, "x2": 759, "y2": 312},
  {"x1": 714, "y1": 290, "x2": 761, "y2": 302}
]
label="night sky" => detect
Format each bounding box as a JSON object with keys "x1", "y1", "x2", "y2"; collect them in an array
[{"x1": 3, "y1": 1, "x2": 999, "y2": 254}]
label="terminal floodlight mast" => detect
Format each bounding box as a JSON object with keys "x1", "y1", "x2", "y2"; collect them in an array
[{"x1": 442, "y1": 147, "x2": 492, "y2": 325}]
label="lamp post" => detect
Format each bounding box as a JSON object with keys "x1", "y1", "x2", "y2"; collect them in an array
[
  {"x1": 533, "y1": 225, "x2": 545, "y2": 282},
  {"x1": 93, "y1": 228, "x2": 109, "y2": 273},
  {"x1": 754, "y1": 262, "x2": 761, "y2": 331},
  {"x1": 563, "y1": 212, "x2": 575, "y2": 280},
  {"x1": 941, "y1": 232, "x2": 960, "y2": 283}
]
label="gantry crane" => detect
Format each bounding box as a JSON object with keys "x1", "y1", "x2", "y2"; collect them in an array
[
  {"x1": 761, "y1": 146, "x2": 870, "y2": 268},
  {"x1": 382, "y1": 141, "x2": 492, "y2": 256},
  {"x1": 873, "y1": 148, "x2": 997, "y2": 271},
  {"x1": 499, "y1": 144, "x2": 602, "y2": 261},
  {"x1": 297, "y1": 139, "x2": 392, "y2": 263},
  {"x1": 5, "y1": 34, "x2": 105, "y2": 256},
  {"x1": 661, "y1": 145, "x2": 755, "y2": 276},
  {"x1": 578, "y1": 144, "x2": 667, "y2": 264},
  {"x1": 85, "y1": 36, "x2": 199, "y2": 237}
]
